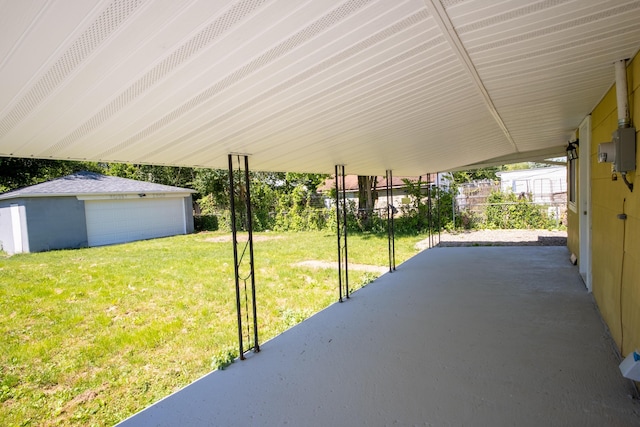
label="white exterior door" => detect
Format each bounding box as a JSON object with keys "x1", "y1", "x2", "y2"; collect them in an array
[
  {"x1": 85, "y1": 198, "x2": 186, "y2": 247},
  {"x1": 578, "y1": 116, "x2": 592, "y2": 291}
]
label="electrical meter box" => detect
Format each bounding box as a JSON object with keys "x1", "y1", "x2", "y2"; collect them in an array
[
  {"x1": 598, "y1": 141, "x2": 615, "y2": 164},
  {"x1": 611, "y1": 127, "x2": 636, "y2": 172},
  {"x1": 598, "y1": 127, "x2": 636, "y2": 172}
]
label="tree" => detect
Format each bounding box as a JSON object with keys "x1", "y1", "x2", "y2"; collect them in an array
[
  {"x1": 0, "y1": 158, "x2": 336, "y2": 233},
  {"x1": 355, "y1": 175, "x2": 378, "y2": 230},
  {"x1": 357, "y1": 176, "x2": 377, "y2": 212},
  {"x1": 105, "y1": 163, "x2": 195, "y2": 188},
  {"x1": 449, "y1": 166, "x2": 498, "y2": 184},
  {"x1": 401, "y1": 176, "x2": 427, "y2": 231},
  {"x1": 284, "y1": 172, "x2": 328, "y2": 193},
  {"x1": 0, "y1": 157, "x2": 104, "y2": 193}
]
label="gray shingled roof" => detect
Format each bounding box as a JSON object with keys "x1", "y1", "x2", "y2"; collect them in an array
[{"x1": 0, "y1": 171, "x2": 196, "y2": 200}]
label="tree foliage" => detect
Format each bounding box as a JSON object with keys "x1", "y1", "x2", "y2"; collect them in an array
[
  {"x1": 399, "y1": 177, "x2": 427, "y2": 231},
  {"x1": 484, "y1": 191, "x2": 553, "y2": 229},
  {"x1": 191, "y1": 168, "x2": 329, "y2": 232},
  {"x1": 1, "y1": 157, "x2": 462, "y2": 234},
  {"x1": 105, "y1": 163, "x2": 196, "y2": 188},
  {"x1": 0, "y1": 158, "x2": 103, "y2": 193},
  {"x1": 0, "y1": 158, "x2": 201, "y2": 194},
  {"x1": 392, "y1": 178, "x2": 455, "y2": 234},
  {"x1": 448, "y1": 166, "x2": 498, "y2": 184}
]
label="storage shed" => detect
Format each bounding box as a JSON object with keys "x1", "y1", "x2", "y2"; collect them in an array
[{"x1": 0, "y1": 171, "x2": 195, "y2": 254}]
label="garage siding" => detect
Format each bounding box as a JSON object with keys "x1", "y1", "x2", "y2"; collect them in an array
[
  {"x1": 25, "y1": 197, "x2": 88, "y2": 252},
  {"x1": 85, "y1": 198, "x2": 186, "y2": 247}
]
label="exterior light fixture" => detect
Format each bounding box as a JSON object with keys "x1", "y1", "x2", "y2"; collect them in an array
[{"x1": 566, "y1": 139, "x2": 579, "y2": 161}]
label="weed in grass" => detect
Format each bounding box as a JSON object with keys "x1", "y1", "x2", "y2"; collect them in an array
[
  {"x1": 211, "y1": 347, "x2": 238, "y2": 371},
  {"x1": 280, "y1": 308, "x2": 313, "y2": 328},
  {"x1": 357, "y1": 272, "x2": 378, "y2": 288}
]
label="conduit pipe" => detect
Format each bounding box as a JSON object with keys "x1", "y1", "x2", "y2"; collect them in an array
[
  {"x1": 615, "y1": 59, "x2": 630, "y2": 128},
  {"x1": 614, "y1": 59, "x2": 634, "y2": 192}
]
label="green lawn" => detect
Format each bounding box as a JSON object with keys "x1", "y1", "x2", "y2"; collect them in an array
[{"x1": 0, "y1": 231, "x2": 429, "y2": 426}]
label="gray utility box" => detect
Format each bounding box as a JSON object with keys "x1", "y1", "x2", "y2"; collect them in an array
[{"x1": 598, "y1": 127, "x2": 636, "y2": 172}]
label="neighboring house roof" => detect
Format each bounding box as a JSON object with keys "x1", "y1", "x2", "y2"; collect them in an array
[
  {"x1": 0, "y1": 171, "x2": 196, "y2": 201},
  {"x1": 318, "y1": 175, "x2": 435, "y2": 192}
]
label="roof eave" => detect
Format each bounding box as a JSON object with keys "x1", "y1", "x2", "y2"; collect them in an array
[{"x1": 0, "y1": 191, "x2": 195, "y2": 201}]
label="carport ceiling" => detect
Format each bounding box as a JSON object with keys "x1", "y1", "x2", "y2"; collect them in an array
[{"x1": 1, "y1": 0, "x2": 639, "y2": 176}]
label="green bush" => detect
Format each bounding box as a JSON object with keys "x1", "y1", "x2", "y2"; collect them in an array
[
  {"x1": 457, "y1": 209, "x2": 484, "y2": 230},
  {"x1": 275, "y1": 207, "x2": 329, "y2": 231},
  {"x1": 274, "y1": 187, "x2": 329, "y2": 232},
  {"x1": 197, "y1": 180, "x2": 460, "y2": 236},
  {"x1": 211, "y1": 347, "x2": 238, "y2": 371},
  {"x1": 393, "y1": 214, "x2": 423, "y2": 235},
  {"x1": 194, "y1": 215, "x2": 218, "y2": 231},
  {"x1": 484, "y1": 191, "x2": 554, "y2": 229},
  {"x1": 391, "y1": 183, "x2": 456, "y2": 235}
]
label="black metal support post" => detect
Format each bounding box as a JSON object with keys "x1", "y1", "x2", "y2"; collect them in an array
[
  {"x1": 342, "y1": 170, "x2": 349, "y2": 298},
  {"x1": 386, "y1": 169, "x2": 396, "y2": 272},
  {"x1": 243, "y1": 156, "x2": 259, "y2": 353},
  {"x1": 335, "y1": 165, "x2": 349, "y2": 302},
  {"x1": 436, "y1": 173, "x2": 441, "y2": 246},
  {"x1": 228, "y1": 154, "x2": 259, "y2": 360},
  {"x1": 427, "y1": 173, "x2": 433, "y2": 248},
  {"x1": 228, "y1": 155, "x2": 243, "y2": 358}
]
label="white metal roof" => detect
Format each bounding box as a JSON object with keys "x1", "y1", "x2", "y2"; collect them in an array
[{"x1": 1, "y1": 0, "x2": 638, "y2": 175}]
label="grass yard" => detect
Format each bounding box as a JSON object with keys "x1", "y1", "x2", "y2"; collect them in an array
[{"x1": 0, "y1": 231, "x2": 429, "y2": 426}]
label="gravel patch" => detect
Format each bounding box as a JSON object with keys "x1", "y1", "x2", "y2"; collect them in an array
[{"x1": 416, "y1": 229, "x2": 567, "y2": 250}]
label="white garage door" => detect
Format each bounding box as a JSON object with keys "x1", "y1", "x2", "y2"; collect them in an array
[{"x1": 85, "y1": 198, "x2": 186, "y2": 247}]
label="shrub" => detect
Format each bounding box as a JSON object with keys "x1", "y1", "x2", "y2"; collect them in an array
[
  {"x1": 274, "y1": 187, "x2": 329, "y2": 232},
  {"x1": 194, "y1": 215, "x2": 218, "y2": 231},
  {"x1": 211, "y1": 347, "x2": 238, "y2": 371},
  {"x1": 484, "y1": 191, "x2": 554, "y2": 229},
  {"x1": 458, "y1": 209, "x2": 484, "y2": 230}
]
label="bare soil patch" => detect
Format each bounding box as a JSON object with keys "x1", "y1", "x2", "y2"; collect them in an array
[
  {"x1": 293, "y1": 260, "x2": 388, "y2": 274},
  {"x1": 204, "y1": 234, "x2": 283, "y2": 243},
  {"x1": 54, "y1": 383, "x2": 108, "y2": 424}
]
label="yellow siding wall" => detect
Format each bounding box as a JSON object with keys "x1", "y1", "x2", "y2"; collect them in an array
[
  {"x1": 566, "y1": 209, "x2": 579, "y2": 257},
  {"x1": 589, "y1": 55, "x2": 640, "y2": 355}
]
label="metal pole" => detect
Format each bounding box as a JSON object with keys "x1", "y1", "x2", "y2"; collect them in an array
[
  {"x1": 437, "y1": 173, "x2": 441, "y2": 245},
  {"x1": 243, "y1": 155, "x2": 259, "y2": 353},
  {"x1": 341, "y1": 167, "x2": 349, "y2": 299},
  {"x1": 452, "y1": 176, "x2": 456, "y2": 229},
  {"x1": 386, "y1": 170, "x2": 392, "y2": 273},
  {"x1": 390, "y1": 170, "x2": 395, "y2": 270},
  {"x1": 427, "y1": 173, "x2": 432, "y2": 248},
  {"x1": 228, "y1": 155, "x2": 244, "y2": 359},
  {"x1": 335, "y1": 165, "x2": 343, "y2": 302}
]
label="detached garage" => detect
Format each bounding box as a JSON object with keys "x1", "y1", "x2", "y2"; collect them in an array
[{"x1": 0, "y1": 171, "x2": 195, "y2": 254}]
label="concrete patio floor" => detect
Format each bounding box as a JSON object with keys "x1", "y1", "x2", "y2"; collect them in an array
[{"x1": 118, "y1": 246, "x2": 640, "y2": 426}]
